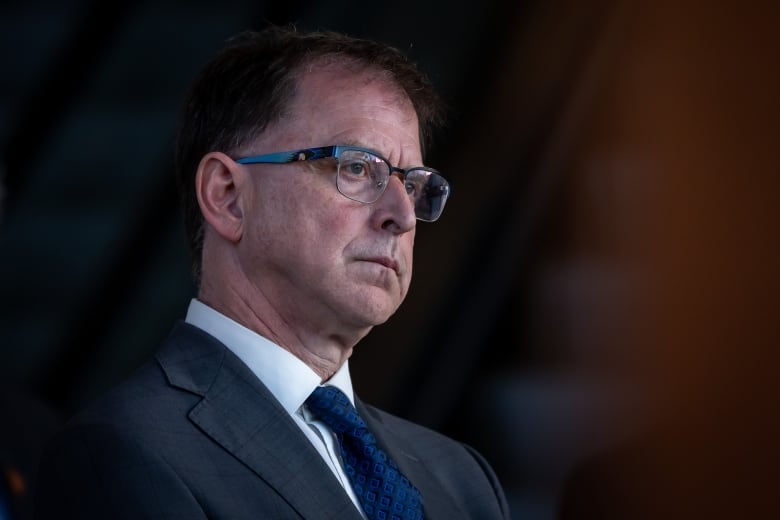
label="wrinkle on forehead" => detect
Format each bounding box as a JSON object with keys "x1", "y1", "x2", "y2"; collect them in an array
[{"x1": 297, "y1": 58, "x2": 411, "y2": 110}]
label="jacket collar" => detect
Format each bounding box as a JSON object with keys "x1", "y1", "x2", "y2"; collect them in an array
[{"x1": 157, "y1": 322, "x2": 363, "y2": 520}]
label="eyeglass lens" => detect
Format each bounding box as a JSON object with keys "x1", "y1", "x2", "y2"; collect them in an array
[{"x1": 336, "y1": 149, "x2": 448, "y2": 221}]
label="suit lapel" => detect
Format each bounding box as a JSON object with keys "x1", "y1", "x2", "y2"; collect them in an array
[
  {"x1": 356, "y1": 398, "x2": 464, "y2": 520},
  {"x1": 157, "y1": 323, "x2": 363, "y2": 520}
]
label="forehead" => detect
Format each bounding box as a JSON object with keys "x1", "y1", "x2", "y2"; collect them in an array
[
  {"x1": 296, "y1": 58, "x2": 409, "y2": 104},
  {"x1": 274, "y1": 63, "x2": 422, "y2": 157},
  {"x1": 290, "y1": 62, "x2": 416, "y2": 123}
]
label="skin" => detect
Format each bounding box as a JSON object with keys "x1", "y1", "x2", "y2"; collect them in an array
[{"x1": 195, "y1": 64, "x2": 421, "y2": 381}]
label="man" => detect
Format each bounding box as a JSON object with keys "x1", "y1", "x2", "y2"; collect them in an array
[{"x1": 35, "y1": 27, "x2": 510, "y2": 519}]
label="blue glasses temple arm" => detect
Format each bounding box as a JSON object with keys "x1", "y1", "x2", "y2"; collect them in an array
[{"x1": 236, "y1": 146, "x2": 336, "y2": 165}]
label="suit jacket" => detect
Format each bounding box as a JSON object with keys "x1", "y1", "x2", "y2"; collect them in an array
[{"x1": 34, "y1": 322, "x2": 510, "y2": 519}]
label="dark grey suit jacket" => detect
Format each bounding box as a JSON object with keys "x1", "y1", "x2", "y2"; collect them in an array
[{"x1": 35, "y1": 323, "x2": 510, "y2": 519}]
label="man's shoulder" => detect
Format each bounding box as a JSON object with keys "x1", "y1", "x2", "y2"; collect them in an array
[
  {"x1": 359, "y1": 401, "x2": 512, "y2": 519},
  {"x1": 360, "y1": 403, "x2": 452, "y2": 443},
  {"x1": 358, "y1": 401, "x2": 477, "y2": 462},
  {"x1": 63, "y1": 356, "x2": 182, "y2": 433},
  {"x1": 63, "y1": 321, "x2": 217, "y2": 431}
]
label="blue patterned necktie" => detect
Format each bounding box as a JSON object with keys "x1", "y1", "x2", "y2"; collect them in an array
[{"x1": 306, "y1": 386, "x2": 424, "y2": 520}]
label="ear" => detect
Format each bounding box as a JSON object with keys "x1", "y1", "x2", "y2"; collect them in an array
[{"x1": 195, "y1": 152, "x2": 247, "y2": 243}]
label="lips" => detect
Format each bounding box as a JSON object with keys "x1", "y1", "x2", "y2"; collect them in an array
[{"x1": 360, "y1": 256, "x2": 400, "y2": 274}]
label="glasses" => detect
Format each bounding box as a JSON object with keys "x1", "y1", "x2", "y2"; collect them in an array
[{"x1": 235, "y1": 145, "x2": 450, "y2": 222}]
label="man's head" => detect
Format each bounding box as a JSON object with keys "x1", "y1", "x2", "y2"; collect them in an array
[
  {"x1": 175, "y1": 26, "x2": 444, "y2": 283},
  {"x1": 174, "y1": 26, "x2": 446, "y2": 349}
]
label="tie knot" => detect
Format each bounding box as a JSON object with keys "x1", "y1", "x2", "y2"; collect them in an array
[
  {"x1": 306, "y1": 386, "x2": 368, "y2": 437},
  {"x1": 308, "y1": 385, "x2": 351, "y2": 410}
]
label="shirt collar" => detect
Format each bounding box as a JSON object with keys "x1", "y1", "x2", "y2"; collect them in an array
[{"x1": 184, "y1": 298, "x2": 355, "y2": 414}]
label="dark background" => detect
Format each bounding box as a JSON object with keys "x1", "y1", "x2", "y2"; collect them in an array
[{"x1": 1, "y1": 1, "x2": 779, "y2": 519}]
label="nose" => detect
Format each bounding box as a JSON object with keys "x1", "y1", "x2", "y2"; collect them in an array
[{"x1": 370, "y1": 172, "x2": 416, "y2": 234}]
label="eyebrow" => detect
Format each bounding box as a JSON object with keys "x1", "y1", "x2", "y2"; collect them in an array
[{"x1": 338, "y1": 139, "x2": 384, "y2": 157}]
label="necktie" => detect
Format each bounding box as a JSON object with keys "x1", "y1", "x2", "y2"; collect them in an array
[{"x1": 306, "y1": 386, "x2": 424, "y2": 520}]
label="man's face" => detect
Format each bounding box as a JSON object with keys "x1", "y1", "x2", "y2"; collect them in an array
[{"x1": 235, "y1": 65, "x2": 421, "y2": 336}]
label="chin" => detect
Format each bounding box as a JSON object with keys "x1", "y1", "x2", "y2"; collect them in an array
[
  {"x1": 355, "y1": 307, "x2": 395, "y2": 328},
  {"x1": 346, "y1": 295, "x2": 400, "y2": 328},
  {"x1": 335, "y1": 279, "x2": 406, "y2": 326}
]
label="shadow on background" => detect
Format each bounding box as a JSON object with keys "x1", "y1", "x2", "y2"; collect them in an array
[{"x1": 1, "y1": 1, "x2": 778, "y2": 518}]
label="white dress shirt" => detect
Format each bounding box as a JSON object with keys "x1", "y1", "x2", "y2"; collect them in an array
[{"x1": 185, "y1": 298, "x2": 367, "y2": 518}]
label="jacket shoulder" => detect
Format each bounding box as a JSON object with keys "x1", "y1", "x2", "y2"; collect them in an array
[{"x1": 360, "y1": 403, "x2": 511, "y2": 519}]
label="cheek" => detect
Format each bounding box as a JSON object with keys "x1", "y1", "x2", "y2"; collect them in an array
[
  {"x1": 402, "y1": 229, "x2": 416, "y2": 263},
  {"x1": 290, "y1": 191, "x2": 363, "y2": 255},
  {"x1": 255, "y1": 174, "x2": 333, "y2": 229},
  {"x1": 398, "y1": 231, "x2": 416, "y2": 291},
  {"x1": 310, "y1": 208, "x2": 362, "y2": 261},
  {"x1": 243, "y1": 180, "x2": 314, "y2": 257},
  {"x1": 248, "y1": 173, "x2": 369, "y2": 264}
]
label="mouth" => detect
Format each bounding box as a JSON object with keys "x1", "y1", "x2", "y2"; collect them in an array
[{"x1": 360, "y1": 256, "x2": 400, "y2": 274}]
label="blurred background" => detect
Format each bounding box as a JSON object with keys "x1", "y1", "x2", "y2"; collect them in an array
[{"x1": 1, "y1": 0, "x2": 778, "y2": 518}]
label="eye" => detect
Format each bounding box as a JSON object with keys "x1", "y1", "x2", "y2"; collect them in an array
[
  {"x1": 343, "y1": 159, "x2": 369, "y2": 178},
  {"x1": 404, "y1": 174, "x2": 427, "y2": 197}
]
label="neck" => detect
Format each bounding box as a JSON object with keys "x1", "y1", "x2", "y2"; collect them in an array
[{"x1": 198, "y1": 269, "x2": 366, "y2": 383}]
